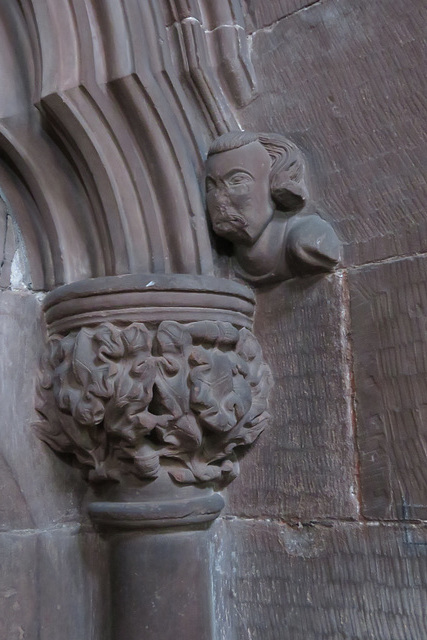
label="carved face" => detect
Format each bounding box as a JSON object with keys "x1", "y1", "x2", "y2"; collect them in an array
[{"x1": 206, "y1": 141, "x2": 274, "y2": 245}]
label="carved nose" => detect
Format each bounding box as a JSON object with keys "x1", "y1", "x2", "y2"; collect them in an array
[{"x1": 213, "y1": 188, "x2": 228, "y2": 204}]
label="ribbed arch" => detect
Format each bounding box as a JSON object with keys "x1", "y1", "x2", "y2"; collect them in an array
[
  {"x1": 0, "y1": 0, "x2": 256, "y2": 287},
  {"x1": 0, "y1": 115, "x2": 109, "y2": 287}
]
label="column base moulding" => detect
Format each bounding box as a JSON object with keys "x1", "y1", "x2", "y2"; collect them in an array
[{"x1": 88, "y1": 492, "x2": 225, "y2": 531}]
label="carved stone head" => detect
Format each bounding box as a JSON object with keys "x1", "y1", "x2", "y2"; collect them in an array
[{"x1": 206, "y1": 131, "x2": 307, "y2": 246}]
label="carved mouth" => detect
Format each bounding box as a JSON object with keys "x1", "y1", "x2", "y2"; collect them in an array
[{"x1": 213, "y1": 215, "x2": 247, "y2": 234}]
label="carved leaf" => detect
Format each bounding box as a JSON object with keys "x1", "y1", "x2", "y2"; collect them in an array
[
  {"x1": 159, "y1": 414, "x2": 202, "y2": 451},
  {"x1": 157, "y1": 321, "x2": 192, "y2": 356},
  {"x1": 95, "y1": 324, "x2": 157, "y2": 446},
  {"x1": 187, "y1": 320, "x2": 240, "y2": 347},
  {"x1": 235, "y1": 328, "x2": 273, "y2": 430},
  {"x1": 35, "y1": 395, "x2": 112, "y2": 481},
  {"x1": 37, "y1": 320, "x2": 272, "y2": 487},
  {"x1": 189, "y1": 346, "x2": 250, "y2": 433}
]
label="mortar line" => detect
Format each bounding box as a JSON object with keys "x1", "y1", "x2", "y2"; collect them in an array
[{"x1": 248, "y1": 0, "x2": 325, "y2": 36}]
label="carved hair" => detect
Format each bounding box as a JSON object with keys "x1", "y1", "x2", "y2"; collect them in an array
[
  {"x1": 207, "y1": 131, "x2": 259, "y2": 155},
  {"x1": 207, "y1": 131, "x2": 307, "y2": 212}
]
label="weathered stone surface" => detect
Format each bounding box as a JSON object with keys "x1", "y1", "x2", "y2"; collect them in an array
[
  {"x1": 0, "y1": 528, "x2": 108, "y2": 640},
  {"x1": 227, "y1": 273, "x2": 358, "y2": 520},
  {"x1": 214, "y1": 518, "x2": 427, "y2": 640},
  {"x1": 241, "y1": 0, "x2": 427, "y2": 267},
  {"x1": 38, "y1": 528, "x2": 109, "y2": 640},
  {"x1": 0, "y1": 533, "x2": 38, "y2": 640},
  {"x1": 0, "y1": 290, "x2": 86, "y2": 531},
  {"x1": 349, "y1": 255, "x2": 427, "y2": 520}
]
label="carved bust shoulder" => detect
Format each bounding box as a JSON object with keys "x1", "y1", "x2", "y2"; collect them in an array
[{"x1": 205, "y1": 131, "x2": 341, "y2": 284}]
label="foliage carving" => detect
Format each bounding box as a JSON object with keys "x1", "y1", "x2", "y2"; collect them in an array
[{"x1": 37, "y1": 320, "x2": 272, "y2": 486}]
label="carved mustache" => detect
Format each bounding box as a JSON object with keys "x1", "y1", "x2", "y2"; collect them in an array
[{"x1": 212, "y1": 209, "x2": 247, "y2": 230}]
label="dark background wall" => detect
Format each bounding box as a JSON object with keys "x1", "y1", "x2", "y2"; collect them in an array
[{"x1": 215, "y1": 0, "x2": 427, "y2": 638}]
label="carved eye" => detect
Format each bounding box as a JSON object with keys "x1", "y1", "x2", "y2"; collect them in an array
[
  {"x1": 206, "y1": 177, "x2": 215, "y2": 192},
  {"x1": 226, "y1": 172, "x2": 253, "y2": 187}
]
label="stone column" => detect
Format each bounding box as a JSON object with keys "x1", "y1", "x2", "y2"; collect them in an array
[
  {"x1": 89, "y1": 477, "x2": 224, "y2": 640},
  {"x1": 36, "y1": 273, "x2": 272, "y2": 640}
]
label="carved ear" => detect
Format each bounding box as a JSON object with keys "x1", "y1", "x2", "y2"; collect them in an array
[
  {"x1": 270, "y1": 178, "x2": 307, "y2": 212},
  {"x1": 258, "y1": 133, "x2": 308, "y2": 213}
]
